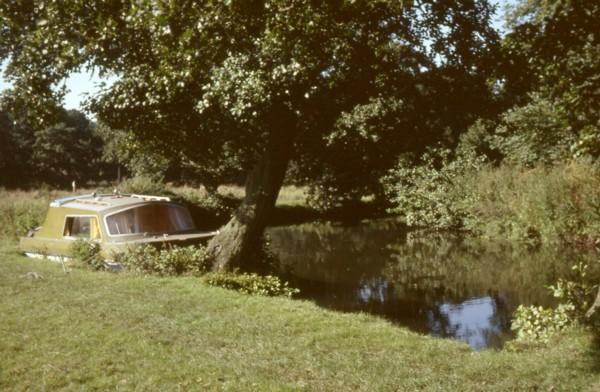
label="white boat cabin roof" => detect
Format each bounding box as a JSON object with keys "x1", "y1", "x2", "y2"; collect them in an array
[{"x1": 50, "y1": 194, "x2": 172, "y2": 213}]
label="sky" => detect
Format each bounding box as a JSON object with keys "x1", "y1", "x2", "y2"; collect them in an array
[{"x1": 0, "y1": 0, "x2": 512, "y2": 112}]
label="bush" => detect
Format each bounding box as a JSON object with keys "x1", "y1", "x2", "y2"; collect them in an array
[
  {"x1": 115, "y1": 242, "x2": 298, "y2": 297},
  {"x1": 382, "y1": 147, "x2": 486, "y2": 230},
  {"x1": 510, "y1": 263, "x2": 599, "y2": 346},
  {"x1": 172, "y1": 186, "x2": 234, "y2": 222},
  {"x1": 202, "y1": 272, "x2": 299, "y2": 297},
  {"x1": 118, "y1": 175, "x2": 167, "y2": 195},
  {"x1": 510, "y1": 303, "x2": 575, "y2": 345},
  {"x1": 493, "y1": 95, "x2": 574, "y2": 167},
  {"x1": 571, "y1": 120, "x2": 600, "y2": 160},
  {"x1": 548, "y1": 263, "x2": 599, "y2": 319},
  {"x1": 117, "y1": 244, "x2": 210, "y2": 276},
  {"x1": 70, "y1": 239, "x2": 104, "y2": 270}
]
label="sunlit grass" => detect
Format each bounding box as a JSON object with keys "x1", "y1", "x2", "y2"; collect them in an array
[
  {"x1": 215, "y1": 184, "x2": 308, "y2": 207},
  {"x1": 1, "y1": 244, "x2": 599, "y2": 391}
]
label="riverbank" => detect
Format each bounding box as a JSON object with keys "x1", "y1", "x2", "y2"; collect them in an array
[{"x1": 1, "y1": 244, "x2": 599, "y2": 391}]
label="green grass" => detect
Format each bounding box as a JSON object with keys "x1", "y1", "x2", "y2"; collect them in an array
[
  {"x1": 212, "y1": 184, "x2": 309, "y2": 207},
  {"x1": 1, "y1": 243, "x2": 599, "y2": 391}
]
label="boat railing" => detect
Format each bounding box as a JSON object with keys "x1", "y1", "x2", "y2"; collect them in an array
[
  {"x1": 50, "y1": 193, "x2": 171, "y2": 207},
  {"x1": 50, "y1": 193, "x2": 99, "y2": 207}
]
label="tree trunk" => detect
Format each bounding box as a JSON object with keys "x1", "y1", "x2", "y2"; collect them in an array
[
  {"x1": 586, "y1": 286, "x2": 600, "y2": 319},
  {"x1": 206, "y1": 120, "x2": 295, "y2": 271}
]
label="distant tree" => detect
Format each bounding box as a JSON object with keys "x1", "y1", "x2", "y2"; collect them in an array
[
  {"x1": 0, "y1": 106, "x2": 105, "y2": 187},
  {"x1": 0, "y1": 110, "x2": 35, "y2": 187},
  {"x1": 0, "y1": 112, "x2": 18, "y2": 184},
  {"x1": 96, "y1": 123, "x2": 244, "y2": 193},
  {"x1": 0, "y1": 0, "x2": 500, "y2": 270},
  {"x1": 31, "y1": 110, "x2": 103, "y2": 186},
  {"x1": 180, "y1": 151, "x2": 245, "y2": 196},
  {"x1": 95, "y1": 123, "x2": 172, "y2": 183}
]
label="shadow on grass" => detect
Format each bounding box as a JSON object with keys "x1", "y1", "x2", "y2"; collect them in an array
[
  {"x1": 174, "y1": 194, "x2": 239, "y2": 230},
  {"x1": 179, "y1": 191, "x2": 392, "y2": 231}
]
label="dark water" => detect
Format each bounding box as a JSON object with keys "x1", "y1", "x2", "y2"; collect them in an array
[{"x1": 267, "y1": 218, "x2": 599, "y2": 350}]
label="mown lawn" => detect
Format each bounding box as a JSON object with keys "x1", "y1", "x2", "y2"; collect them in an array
[{"x1": 1, "y1": 243, "x2": 599, "y2": 391}]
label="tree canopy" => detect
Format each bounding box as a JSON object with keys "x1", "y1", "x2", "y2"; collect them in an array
[{"x1": 0, "y1": 0, "x2": 500, "y2": 268}]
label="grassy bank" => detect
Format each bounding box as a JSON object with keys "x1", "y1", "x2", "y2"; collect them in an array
[{"x1": 1, "y1": 244, "x2": 599, "y2": 391}]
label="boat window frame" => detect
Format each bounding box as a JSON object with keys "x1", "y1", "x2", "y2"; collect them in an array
[
  {"x1": 103, "y1": 202, "x2": 196, "y2": 238},
  {"x1": 62, "y1": 214, "x2": 103, "y2": 241}
]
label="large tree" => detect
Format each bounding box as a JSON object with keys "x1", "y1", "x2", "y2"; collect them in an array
[{"x1": 0, "y1": 0, "x2": 498, "y2": 270}]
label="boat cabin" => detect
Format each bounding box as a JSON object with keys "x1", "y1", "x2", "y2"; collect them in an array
[{"x1": 19, "y1": 193, "x2": 218, "y2": 261}]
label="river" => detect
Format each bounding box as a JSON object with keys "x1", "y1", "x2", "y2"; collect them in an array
[{"x1": 267, "y1": 218, "x2": 599, "y2": 350}]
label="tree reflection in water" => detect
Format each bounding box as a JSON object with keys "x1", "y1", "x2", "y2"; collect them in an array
[{"x1": 268, "y1": 218, "x2": 599, "y2": 350}]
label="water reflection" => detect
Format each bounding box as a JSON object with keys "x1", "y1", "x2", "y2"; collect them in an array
[
  {"x1": 432, "y1": 297, "x2": 507, "y2": 351},
  {"x1": 267, "y1": 219, "x2": 599, "y2": 350}
]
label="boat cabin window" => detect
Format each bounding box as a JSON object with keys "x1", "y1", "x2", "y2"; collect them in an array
[
  {"x1": 63, "y1": 216, "x2": 101, "y2": 239},
  {"x1": 106, "y1": 204, "x2": 195, "y2": 236}
]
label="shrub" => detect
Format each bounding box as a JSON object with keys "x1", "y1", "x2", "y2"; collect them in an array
[
  {"x1": 382, "y1": 147, "x2": 486, "y2": 230},
  {"x1": 510, "y1": 263, "x2": 599, "y2": 346},
  {"x1": 548, "y1": 263, "x2": 599, "y2": 319},
  {"x1": 202, "y1": 272, "x2": 299, "y2": 297},
  {"x1": 118, "y1": 175, "x2": 167, "y2": 196},
  {"x1": 70, "y1": 239, "x2": 104, "y2": 270},
  {"x1": 172, "y1": 186, "x2": 234, "y2": 222},
  {"x1": 510, "y1": 303, "x2": 575, "y2": 345},
  {"x1": 571, "y1": 120, "x2": 600, "y2": 160},
  {"x1": 117, "y1": 244, "x2": 210, "y2": 276},
  {"x1": 493, "y1": 95, "x2": 574, "y2": 167},
  {"x1": 383, "y1": 153, "x2": 600, "y2": 243}
]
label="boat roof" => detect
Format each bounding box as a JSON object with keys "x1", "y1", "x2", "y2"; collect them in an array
[{"x1": 50, "y1": 193, "x2": 172, "y2": 213}]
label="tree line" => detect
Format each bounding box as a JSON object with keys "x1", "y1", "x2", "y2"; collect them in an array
[{"x1": 0, "y1": 108, "x2": 110, "y2": 187}]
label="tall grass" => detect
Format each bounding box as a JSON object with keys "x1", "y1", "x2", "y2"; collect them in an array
[
  {"x1": 465, "y1": 162, "x2": 600, "y2": 243},
  {"x1": 0, "y1": 189, "x2": 57, "y2": 240},
  {"x1": 385, "y1": 158, "x2": 600, "y2": 244}
]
